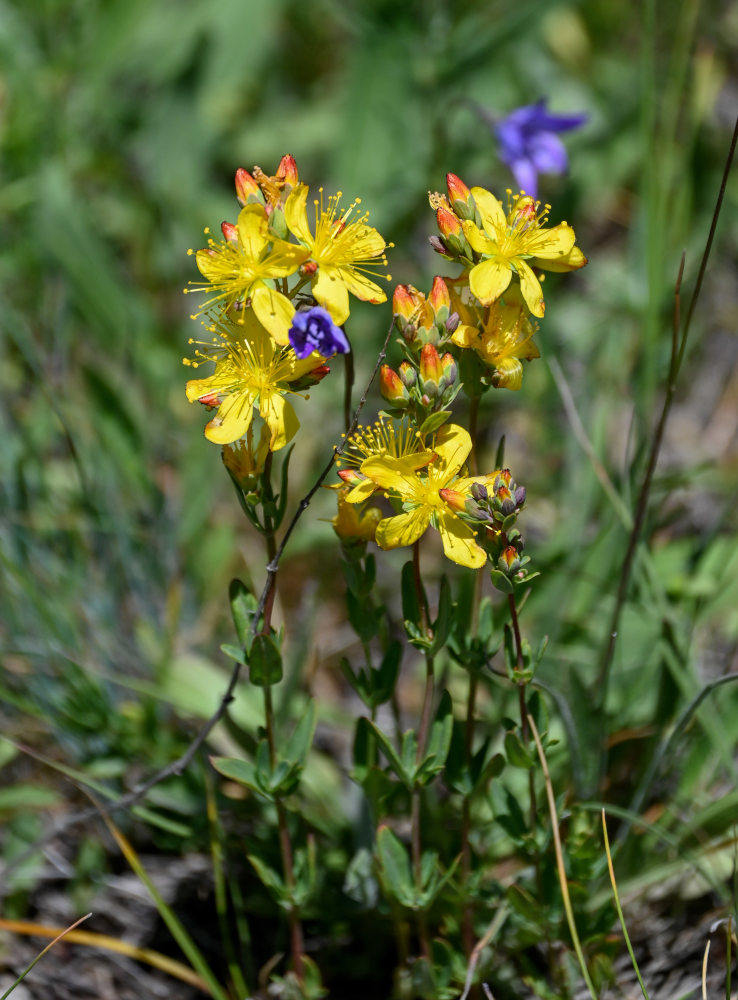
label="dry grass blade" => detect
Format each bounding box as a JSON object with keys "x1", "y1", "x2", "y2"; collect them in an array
[
  {"x1": 0, "y1": 917, "x2": 210, "y2": 993},
  {"x1": 601, "y1": 809, "x2": 650, "y2": 1000},
  {"x1": 0, "y1": 913, "x2": 91, "y2": 1000},
  {"x1": 527, "y1": 713, "x2": 597, "y2": 1000}
]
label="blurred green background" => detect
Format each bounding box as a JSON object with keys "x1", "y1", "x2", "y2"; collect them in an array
[{"x1": 2, "y1": 0, "x2": 738, "y2": 940}]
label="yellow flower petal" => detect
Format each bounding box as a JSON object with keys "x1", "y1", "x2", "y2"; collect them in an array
[
  {"x1": 284, "y1": 183, "x2": 312, "y2": 246},
  {"x1": 312, "y1": 267, "x2": 351, "y2": 325},
  {"x1": 531, "y1": 244, "x2": 588, "y2": 273},
  {"x1": 345, "y1": 478, "x2": 380, "y2": 504},
  {"x1": 252, "y1": 284, "x2": 295, "y2": 344},
  {"x1": 433, "y1": 424, "x2": 472, "y2": 477},
  {"x1": 469, "y1": 256, "x2": 512, "y2": 307},
  {"x1": 525, "y1": 221, "x2": 576, "y2": 260},
  {"x1": 361, "y1": 452, "x2": 436, "y2": 498},
  {"x1": 236, "y1": 204, "x2": 270, "y2": 258},
  {"x1": 205, "y1": 391, "x2": 254, "y2": 445},
  {"x1": 493, "y1": 356, "x2": 524, "y2": 390},
  {"x1": 514, "y1": 258, "x2": 545, "y2": 317},
  {"x1": 470, "y1": 186, "x2": 506, "y2": 238},
  {"x1": 437, "y1": 512, "x2": 487, "y2": 568},
  {"x1": 461, "y1": 218, "x2": 497, "y2": 255},
  {"x1": 260, "y1": 391, "x2": 299, "y2": 450},
  {"x1": 376, "y1": 508, "x2": 430, "y2": 550}
]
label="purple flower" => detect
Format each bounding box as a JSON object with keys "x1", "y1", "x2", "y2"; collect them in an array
[
  {"x1": 288, "y1": 306, "x2": 350, "y2": 359},
  {"x1": 492, "y1": 100, "x2": 587, "y2": 198}
]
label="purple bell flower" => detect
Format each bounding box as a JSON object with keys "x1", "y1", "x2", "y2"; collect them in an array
[
  {"x1": 491, "y1": 99, "x2": 587, "y2": 198},
  {"x1": 288, "y1": 306, "x2": 350, "y2": 359}
]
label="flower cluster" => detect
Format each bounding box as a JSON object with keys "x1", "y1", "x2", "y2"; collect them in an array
[
  {"x1": 334, "y1": 172, "x2": 585, "y2": 576},
  {"x1": 184, "y1": 155, "x2": 391, "y2": 459}
]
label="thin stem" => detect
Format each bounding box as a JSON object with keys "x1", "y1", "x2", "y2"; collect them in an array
[
  {"x1": 468, "y1": 395, "x2": 480, "y2": 475},
  {"x1": 343, "y1": 347, "x2": 354, "y2": 432},
  {"x1": 461, "y1": 567, "x2": 484, "y2": 961},
  {"x1": 411, "y1": 540, "x2": 434, "y2": 960}
]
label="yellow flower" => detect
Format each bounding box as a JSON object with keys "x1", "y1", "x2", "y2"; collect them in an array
[
  {"x1": 186, "y1": 204, "x2": 309, "y2": 343},
  {"x1": 184, "y1": 311, "x2": 322, "y2": 449},
  {"x1": 450, "y1": 286, "x2": 540, "y2": 390},
  {"x1": 357, "y1": 424, "x2": 498, "y2": 568},
  {"x1": 284, "y1": 184, "x2": 390, "y2": 325},
  {"x1": 222, "y1": 422, "x2": 271, "y2": 490},
  {"x1": 461, "y1": 188, "x2": 584, "y2": 318},
  {"x1": 338, "y1": 418, "x2": 434, "y2": 503},
  {"x1": 332, "y1": 487, "x2": 382, "y2": 545}
]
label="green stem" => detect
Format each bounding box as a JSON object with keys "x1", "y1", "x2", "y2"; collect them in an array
[
  {"x1": 259, "y1": 454, "x2": 305, "y2": 981},
  {"x1": 411, "y1": 540, "x2": 434, "y2": 960}
]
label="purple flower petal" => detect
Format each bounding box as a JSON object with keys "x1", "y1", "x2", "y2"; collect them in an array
[
  {"x1": 288, "y1": 306, "x2": 350, "y2": 359},
  {"x1": 509, "y1": 158, "x2": 539, "y2": 198},
  {"x1": 527, "y1": 132, "x2": 569, "y2": 175}
]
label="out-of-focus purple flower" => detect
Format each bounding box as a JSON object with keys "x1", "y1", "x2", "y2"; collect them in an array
[
  {"x1": 288, "y1": 306, "x2": 350, "y2": 359},
  {"x1": 490, "y1": 100, "x2": 587, "y2": 198}
]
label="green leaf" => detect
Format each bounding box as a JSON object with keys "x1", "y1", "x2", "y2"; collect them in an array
[
  {"x1": 346, "y1": 588, "x2": 381, "y2": 643},
  {"x1": 229, "y1": 578, "x2": 258, "y2": 648},
  {"x1": 401, "y1": 560, "x2": 421, "y2": 629},
  {"x1": 490, "y1": 568, "x2": 513, "y2": 594},
  {"x1": 374, "y1": 641, "x2": 401, "y2": 705},
  {"x1": 220, "y1": 643, "x2": 245, "y2": 665},
  {"x1": 343, "y1": 847, "x2": 379, "y2": 908},
  {"x1": 210, "y1": 755, "x2": 260, "y2": 794},
  {"x1": 415, "y1": 689, "x2": 453, "y2": 785},
  {"x1": 284, "y1": 699, "x2": 317, "y2": 768},
  {"x1": 428, "y1": 575, "x2": 452, "y2": 656},
  {"x1": 376, "y1": 825, "x2": 415, "y2": 907},
  {"x1": 367, "y1": 721, "x2": 412, "y2": 787},
  {"x1": 418, "y1": 410, "x2": 451, "y2": 436},
  {"x1": 494, "y1": 434, "x2": 506, "y2": 469},
  {"x1": 248, "y1": 633, "x2": 283, "y2": 686},
  {"x1": 248, "y1": 852, "x2": 286, "y2": 904},
  {"x1": 504, "y1": 729, "x2": 534, "y2": 769}
]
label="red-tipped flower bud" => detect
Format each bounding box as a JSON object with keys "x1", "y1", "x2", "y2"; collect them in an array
[
  {"x1": 380, "y1": 364, "x2": 409, "y2": 405},
  {"x1": 221, "y1": 220, "x2": 238, "y2": 242},
  {"x1": 419, "y1": 344, "x2": 444, "y2": 386},
  {"x1": 446, "y1": 172, "x2": 472, "y2": 205},
  {"x1": 428, "y1": 276, "x2": 450, "y2": 322},
  {"x1": 275, "y1": 154, "x2": 299, "y2": 187},
  {"x1": 398, "y1": 361, "x2": 417, "y2": 390},
  {"x1": 499, "y1": 545, "x2": 521, "y2": 575},
  {"x1": 235, "y1": 168, "x2": 260, "y2": 206},
  {"x1": 392, "y1": 283, "x2": 422, "y2": 322},
  {"x1": 436, "y1": 206, "x2": 462, "y2": 238}
]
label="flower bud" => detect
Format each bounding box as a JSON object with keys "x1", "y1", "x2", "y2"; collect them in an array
[
  {"x1": 436, "y1": 205, "x2": 462, "y2": 238},
  {"x1": 235, "y1": 168, "x2": 260, "y2": 205},
  {"x1": 380, "y1": 364, "x2": 409, "y2": 406},
  {"x1": 471, "y1": 482, "x2": 488, "y2": 503},
  {"x1": 429, "y1": 235, "x2": 451, "y2": 257},
  {"x1": 392, "y1": 283, "x2": 420, "y2": 322},
  {"x1": 498, "y1": 545, "x2": 521, "y2": 575},
  {"x1": 275, "y1": 154, "x2": 299, "y2": 188},
  {"x1": 445, "y1": 312, "x2": 460, "y2": 335},
  {"x1": 288, "y1": 364, "x2": 331, "y2": 391},
  {"x1": 398, "y1": 361, "x2": 416, "y2": 390},
  {"x1": 446, "y1": 172, "x2": 472, "y2": 207},
  {"x1": 221, "y1": 220, "x2": 238, "y2": 242},
  {"x1": 419, "y1": 344, "x2": 444, "y2": 387},
  {"x1": 428, "y1": 276, "x2": 450, "y2": 323},
  {"x1": 338, "y1": 468, "x2": 366, "y2": 487}
]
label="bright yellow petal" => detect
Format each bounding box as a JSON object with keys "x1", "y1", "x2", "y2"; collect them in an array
[
  {"x1": 361, "y1": 453, "x2": 436, "y2": 498},
  {"x1": 260, "y1": 391, "x2": 299, "y2": 451},
  {"x1": 433, "y1": 424, "x2": 471, "y2": 477},
  {"x1": 493, "y1": 357, "x2": 524, "y2": 390},
  {"x1": 376, "y1": 508, "x2": 430, "y2": 550},
  {"x1": 514, "y1": 259, "x2": 545, "y2": 318},
  {"x1": 205, "y1": 392, "x2": 254, "y2": 445},
  {"x1": 312, "y1": 268, "x2": 351, "y2": 325},
  {"x1": 525, "y1": 222, "x2": 576, "y2": 260},
  {"x1": 470, "y1": 186, "x2": 506, "y2": 239},
  {"x1": 469, "y1": 257, "x2": 512, "y2": 306},
  {"x1": 333, "y1": 266, "x2": 387, "y2": 307},
  {"x1": 284, "y1": 184, "x2": 313, "y2": 246},
  {"x1": 450, "y1": 323, "x2": 480, "y2": 349},
  {"x1": 531, "y1": 244, "x2": 587, "y2": 273},
  {"x1": 461, "y1": 219, "x2": 497, "y2": 256},
  {"x1": 260, "y1": 240, "x2": 311, "y2": 278},
  {"x1": 437, "y1": 512, "x2": 487, "y2": 568},
  {"x1": 345, "y1": 478, "x2": 379, "y2": 503},
  {"x1": 236, "y1": 204, "x2": 270, "y2": 259},
  {"x1": 252, "y1": 285, "x2": 295, "y2": 344}
]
